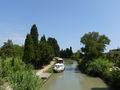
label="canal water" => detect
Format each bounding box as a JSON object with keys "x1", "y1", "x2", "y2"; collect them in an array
[{"x1": 42, "y1": 59, "x2": 114, "y2": 90}]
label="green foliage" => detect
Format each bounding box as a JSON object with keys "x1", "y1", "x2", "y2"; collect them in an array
[
  {"x1": 8, "y1": 70, "x2": 42, "y2": 90},
  {"x1": 40, "y1": 34, "x2": 46, "y2": 43},
  {"x1": 0, "y1": 39, "x2": 24, "y2": 59},
  {"x1": 60, "y1": 47, "x2": 73, "y2": 58},
  {"x1": 38, "y1": 35, "x2": 54, "y2": 66},
  {"x1": 107, "y1": 49, "x2": 120, "y2": 63},
  {"x1": 116, "y1": 59, "x2": 120, "y2": 67},
  {"x1": 45, "y1": 62, "x2": 56, "y2": 73},
  {"x1": 111, "y1": 68, "x2": 120, "y2": 88},
  {"x1": 12, "y1": 45, "x2": 24, "y2": 58},
  {"x1": 11, "y1": 57, "x2": 14, "y2": 66},
  {"x1": 5, "y1": 58, "x2": 26, "y2": 72},
  {"x1": 47, "y1": 37, "x2": 60, "y2": 57},
  {"x1": 30, "y1": 24, "x2": 39, "y2": 60},
  {"x1": 71, "y1": 50, "x2": 82, "y2": 61},
  {"x1": 0, "y1": 59, "x2": 7, "y2": 86},
  {"x1": 25, "y1": 63, "x2": 34, "y2": 70},
  {"x1": 81, "y1": 32, "x2": 110, "y2": 61},
  {"x1": 86, "y1": 58, "x2": 112, "y2": 76},
  {"x1": 1, "y1": 39, "x2": 14, "y2": 57},
  {"x1": 23, "y1": 34, "x2": 35, "y2": 64}
]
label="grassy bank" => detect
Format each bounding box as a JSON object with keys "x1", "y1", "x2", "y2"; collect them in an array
[{"x1": 45, "y1": 61, "x2": 56, "y2": 73}]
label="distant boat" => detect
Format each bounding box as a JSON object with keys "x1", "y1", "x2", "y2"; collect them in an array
[
  {"x1": 57, "y1": 58, "x2": 64, "y2": 63},
  {"x1": 53, "y1": 63, "x2": 65, "y2": 73}
]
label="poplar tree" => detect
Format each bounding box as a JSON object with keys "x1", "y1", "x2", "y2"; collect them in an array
[
  {"x1": 30, "y1": 24, "x2": 39, "y2": 60},
  {"x1": 23, "y1": 34, "x2": 34, "y2": 64}
]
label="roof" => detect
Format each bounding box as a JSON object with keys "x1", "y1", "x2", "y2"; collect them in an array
[
  {"x1": 57, "y1": 58, "x2": 63, "y2": 60},
  {"x1": 55, "y1": 63, "x2": 64, "y2": 65}
]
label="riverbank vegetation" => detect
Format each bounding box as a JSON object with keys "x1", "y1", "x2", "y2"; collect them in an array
[
  {"x1": 0, "y1": 24, "x2": 60, "y2": 89},
  {"x1": 73, "y1": 31, "x2": 120, "y2": 89}
]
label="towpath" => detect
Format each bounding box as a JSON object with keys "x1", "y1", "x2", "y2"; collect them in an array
[{"x1": 36, "y1": 61, "x2": 55, "y2": 78}]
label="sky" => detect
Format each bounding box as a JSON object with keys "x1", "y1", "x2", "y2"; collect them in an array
[{"x1": 0, "y1": 0, "x2": 120, "y2": 52}]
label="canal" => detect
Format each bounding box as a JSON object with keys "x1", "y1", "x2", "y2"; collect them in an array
[{"x1": 42, "y1": 59, "x2": 114, "y2": 90}]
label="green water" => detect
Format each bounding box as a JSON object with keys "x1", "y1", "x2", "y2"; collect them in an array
[{"x1": 42, "y1": 59, "x2": 114, "y2": 90}]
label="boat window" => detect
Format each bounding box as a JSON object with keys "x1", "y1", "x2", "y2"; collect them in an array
[{"x1": 57, "y1": 60, "x2": 63, "y2": 63}]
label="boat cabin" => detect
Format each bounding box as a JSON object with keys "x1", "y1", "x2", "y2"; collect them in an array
[{"x1": 57, "y1": 58, "x2": 64, "y2": 63}]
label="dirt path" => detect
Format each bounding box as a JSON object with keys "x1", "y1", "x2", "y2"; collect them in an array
[{"x1": 36, "y1": 61, "x2": 55, "y2": 76}]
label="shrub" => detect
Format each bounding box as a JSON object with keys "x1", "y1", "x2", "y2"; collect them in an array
[
  {"x1": 111, "y1": 68, "x2": 120, "y2": 88},
  {"x1": 8, "y1": 70, "x2": 42, "y2": 90},
  {"x1": 0, "y1": 59, "x2": 8, "y2": 86},
  {"x1": 4, "y1": 58, "x2": 26, "y2": 72},
  {"x1": 86, "y1": 58, "x2": 112, "y2": 76},
  {"x1": 25, "y1": 63, "x2": 34, "y2": 70},
  {"x1": 116, "y1": 59, "x2": 120, "y2": 68}
]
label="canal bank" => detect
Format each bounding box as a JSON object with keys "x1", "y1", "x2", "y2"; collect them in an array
[{"x1": 42, "y1": 59, "x2": 114, "y2": 90}]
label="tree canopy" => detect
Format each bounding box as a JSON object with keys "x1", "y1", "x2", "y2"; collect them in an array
[
  {"x1": 80, "y1": 32, "x2": 110, "y2": 60},
  {"x1": 0, "y1": 39, "x2": 23, "y2": 58},
  {"x1": 47, "y1": 37, "x2": 60, "y2": 57}
]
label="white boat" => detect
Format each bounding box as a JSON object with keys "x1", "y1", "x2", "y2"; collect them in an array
[{"x1": 53, "y1": 63, "x2": 65, "y2": 73}]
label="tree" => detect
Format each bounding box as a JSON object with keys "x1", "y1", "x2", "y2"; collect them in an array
[
  {"x1": 71, "y1": 50, "x2": 82, "y2": 61},
  {"x1": 47, "y1": 37, "x2": 60, "y2": 57},
  {"x1": 39, "y1": 34, "x2": 46, "y2": 43},
  {"x1": 60, "y1": 47, "x2": 73, "y2": 58},
  {"x1": 30, "y1": 24, "x2": 39, "y2": 60},
  {"x1": 1, "y1": 39, "x2": 23, "y2": 58},
  {"x1": 70, "y1": 46, "x2": 73, "y2": 57},
  {"x1": 80, "y1": 32, "x2": 110, "y2": 61},
  {"x1": 1, "y1": 39, "x2": 14, "y2": 57},
  {"x1": 23, "y1": 34, "x2": 34, "y2": 64},
  {"x1": 60, "y1": 49, "x2": 64, "y2": 57},
  {"x1": 12, "y1": 44, "x2": 24, "y2": 58},
  {"x1": 38, "y1": 35, "x2": 54, "y2": 66}
]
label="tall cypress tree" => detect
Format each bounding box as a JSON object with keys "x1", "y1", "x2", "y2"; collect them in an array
[
  {"x1": 39, "y1": 35, "x2": 46, "y2": 43},
  {"x1": 30, "y1": 24, "x2": 39, "y2": 60},
  {"x1": 47, "y1": 37, "x2": 60, "y2": 57},
  {"x1": 23, "y1": 34, "x2": 34, "y2": 64},
  {"x1": 38, "y1": 35, "x2": 55, "y2": 66},
  {"x1": 70, "y1": 46, "x2": 73, "y2": 57}
]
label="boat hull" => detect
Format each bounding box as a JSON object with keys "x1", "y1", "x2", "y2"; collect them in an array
[{"x1": 53, "y1": 68, "x2": 65, "y2": 73}]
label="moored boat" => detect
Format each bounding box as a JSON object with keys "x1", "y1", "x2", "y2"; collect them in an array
[{"x1": 53, "y1": 63, "x2": 65, "y2": 73}]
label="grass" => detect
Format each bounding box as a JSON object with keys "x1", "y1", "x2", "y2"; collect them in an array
[{"x1": 45, "y1": 61, "x2": 56, "y2": 73}]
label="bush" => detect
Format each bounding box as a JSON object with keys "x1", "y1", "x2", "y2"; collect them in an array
[
  {"x1": 4, "y1": 58, "x2": 26, "y2": 72},
  {"x1": 86, "y1": 58, "x2": 112, "y2": 76},
  {"x1": 111, "y1": 68, "x2": 120, "y2": 88},
  {"x1": 0, "y1": 59, "x2": 8, "y2": 86},
  {"x1": 116, "y1": 59, "x2": 120, "y2": 68},
  {"x1": 8, "y1": 70, "x2": 42, "y2": 90},
  {"x1": 0, "y1": 58, "x2": 27, "y2": 86},
  {"x1": 25, "y1": 63, "x2": 34, "y2": 70}
]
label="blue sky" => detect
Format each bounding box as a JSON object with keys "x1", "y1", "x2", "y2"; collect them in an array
[{"x1": 0, "y1": 0, "x2": 120, "y2": 52}]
